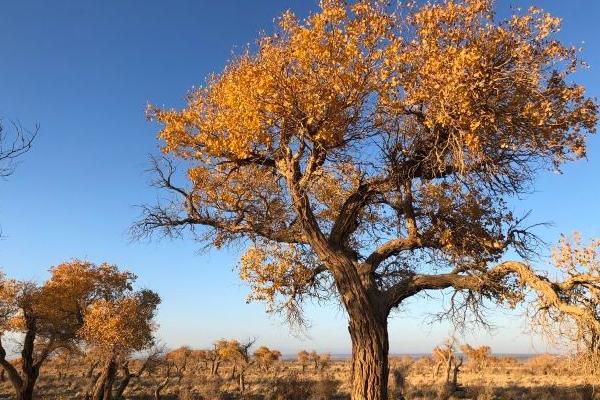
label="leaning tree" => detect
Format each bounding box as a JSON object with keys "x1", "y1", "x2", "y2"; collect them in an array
[{"x1": 135, "y1": 1, "x2": 599, "y2": 399}]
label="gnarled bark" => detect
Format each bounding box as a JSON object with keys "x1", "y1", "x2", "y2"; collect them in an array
[
  {"x1": 348, "y1": 306, "x2": 389, "y2": 400},
  {"x1": 0, "y1": 321, "x2": 47, "y2": 400},
  {"x1": 92, "y1": 356, "x2": 117, "y2": 400},
  {"x1": 113, "y1": 363, "x2": 132, "y2": 400},
  {"x1": 154, "y1": 375, "x2": 169, "y2": 400}
]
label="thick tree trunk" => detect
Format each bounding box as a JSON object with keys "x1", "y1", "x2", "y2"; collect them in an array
[
  {"x1": 113, "y1": 376, "x2": 130, "y2": 400},
  {"x1": 348, "y1": 310, "x2": 389, "y2": 400},
  {"x1": 451, "y1": 357, "x2": 463, "y2": 391},
  {"x1": 18, "y1": 362, "x2": 40, "y2": 400},
  {"x1": 113, "y1": 364, "x2": 132, "y2": 399},
  {"x1": 0, "y1": 358, "x2": 24, "y2": 400},
  {"x1": 84, "y1": 372, "x2": 101, "y2": 400},
  {"x1": 16, "y1": 377, "x2": 37, "y2": 400},
  {"x1": 1, "y1": 367, "x2": 38, "y2": 400},
  {"x1": 445, "y1": 356, "x2": 452, "y2": 383},
  {"x1": 92, "y1": 356, "x2": 117, "y2": 400},
  {"x1": 16, "y1": 324, "x2": 41, "y2": 400},
  {"x1": 102, "y1": 360, "x2": 118, "y2": 400}
]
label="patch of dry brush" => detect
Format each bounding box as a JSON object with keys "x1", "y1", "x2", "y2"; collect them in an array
[{"x1": 0, "y1": 345, "x2": 599, "y2": 400}]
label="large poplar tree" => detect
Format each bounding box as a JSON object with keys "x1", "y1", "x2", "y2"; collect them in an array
[{"x1": 136, "y1": 1, "x2": 598, "y2": 398}]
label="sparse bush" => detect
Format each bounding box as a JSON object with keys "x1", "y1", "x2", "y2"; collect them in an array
[
  {"x1": 312, "y1": 375, "x2": 340, "y2": 400},
  {"x1": 526, "y1": 354, "x2": 559, "y2": 375},
  {"x1": 436, "y1": 383, "x2": 453, "y2": 400},
  {"x1": 577, "y1": 384, "x2": 595, "y2": 400},
  {"x1": 469, "y1": 385, "x2": 496, "y2": 400},
  {"x1": 297, "y1": 351, "x2": 310, "y2": 372},
  {"x1": 267, "y1": 374, "x2": 312, "y2": 400}
]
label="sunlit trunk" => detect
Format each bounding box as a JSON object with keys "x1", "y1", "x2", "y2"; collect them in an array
[
  {"x1": 210, "y1": 359, "x2": 220, "y2": 376},
  {"x1": 92, "y1": 356, "x2": 117, "y2": 400},
  {"x1": 238, "y1": 370, "x2": 245, "y2": 394},
  {"x1": 329, "y1": 254, "x2": 391, "y2": 400},
  {"x1": 347, "y1": 309, "x2": 389, "y2": 400}
]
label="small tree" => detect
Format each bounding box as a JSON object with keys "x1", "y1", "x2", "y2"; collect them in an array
[
  {"x1": 319, "y1": 353, "x2": 332, "y2": 372},
  {"x1": 254, "y1": 346, "x2": 282, "y2": 372},
  {"x1": 136, "y1": 1, "x2": 598, "y2": 398},
  {"x1": 432, "y1": 339, "x2": 463, "y2": 392},
  {"x1": 164, "y1": 346, "x2": 193, "y2": 389},
  {"x1": 460, "y1": 344, "x2": 491, "y2": 372},
  {"x1": 193, "y1": 349, "x2": 210, "y2": 373},
  {"x1": 297, "y1": 350, "x2": 310, "y2": 372},
  {"x1": 534, "y1": 234, "x2": 600, "y2": 371},
  {"x1": 204, "y1": 346, "x2": 223, "y2": 376},
  {"x1": 79, "y1": 286, "x2": 160, "y2": 400},
  {"x1": 216, "y1": 339, "x2": 255, "y2": 393},
  {"x1": 113, "y1": 345, "x2": 163, "y2": 399},
  {"x1": 143, "y1": 349, "x2": 174, "y2": 400},
  {"x1": 432, "y1": 343, "x2": 453, "y2": 381},
  {"x1": 49, "y1": 347, "x2": 82, "y2": 380},
  {"x1": 310, "y1": 351, "x2": 320, "y2": 371}
]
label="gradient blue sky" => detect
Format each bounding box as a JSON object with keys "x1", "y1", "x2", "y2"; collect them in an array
[{"x1": 0, "y1": 1, "x2": 598, "y2": 355}]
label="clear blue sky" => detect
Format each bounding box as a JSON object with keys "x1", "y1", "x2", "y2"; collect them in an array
[{"x1": 0, "y1": 1, "x2": 598, "y2": 355}]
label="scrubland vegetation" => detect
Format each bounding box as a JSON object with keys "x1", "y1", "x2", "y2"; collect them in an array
[{"x1": 1, "y1": 343, "x2": 599, "y2": 400}]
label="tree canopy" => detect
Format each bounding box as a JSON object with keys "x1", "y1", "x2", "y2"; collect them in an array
[{"x1": 139, "y1": 0, "x2": 597, "y2": 320}]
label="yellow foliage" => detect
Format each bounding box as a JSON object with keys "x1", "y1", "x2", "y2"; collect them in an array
[
  {"x1": 151, "y1": 0, "x2": 596, "y2": 170},
  {"x1": 78, "y1": 291, "x2": 159, "y2": 353},
  {"x1": 254, "y1": 345, "x2": 281, "y2": 370},
  {"x1": 240, "y1": 243, "x2": 316, "y2": 307}
]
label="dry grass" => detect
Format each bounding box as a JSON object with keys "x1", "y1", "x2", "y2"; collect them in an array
[{"x1": 1, "y1": 353, "x2": 599, "y2": 399}]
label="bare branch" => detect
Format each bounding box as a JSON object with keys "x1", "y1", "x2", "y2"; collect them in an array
[{"x1": 0, "y1": 120, "x2": 37, "y2": 178}]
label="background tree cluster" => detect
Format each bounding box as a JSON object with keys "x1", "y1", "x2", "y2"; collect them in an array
[
  {"x1": 102, "y1": 340, "x2": 287, "y2": 397},
  {"x1": 0, "y1": 261, "x2": 160, "y2": 400}
]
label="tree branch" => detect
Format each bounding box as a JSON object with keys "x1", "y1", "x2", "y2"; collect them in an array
[
  {"x1": 0, "y1": 120, "x2": 37, "y2": 178},
  {"x1": 328, "y1": 182, "x2": 373, "y2": 246},
  {"x1": 384, "y1": 259, "x2": 600, "y2": 337},
  {"x1": 365, "y1": 236, "x2": 424, "y2": 271},
  {"x1": 132, "y1": 157, "x2": 307, "y2": 245}
]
